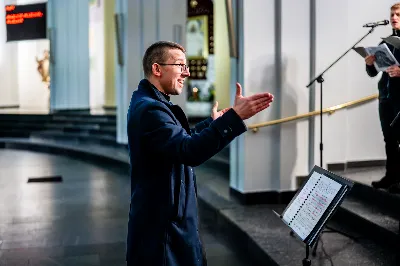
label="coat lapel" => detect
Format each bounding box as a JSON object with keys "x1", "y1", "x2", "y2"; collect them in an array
[
  {"x1": 168, "y1": 105, "x2": 191, "y2": 135},
  {"x1": 138, "y1": 79, "x2": 191, "y2": 135}
]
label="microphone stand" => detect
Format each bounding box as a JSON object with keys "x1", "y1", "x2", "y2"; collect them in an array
[
  {"x1": 304, "y1": 25, "x2": 378, "y2": 258},
  {"x1": 307, "y1": 25, "x2": 377, "y2": 165}
]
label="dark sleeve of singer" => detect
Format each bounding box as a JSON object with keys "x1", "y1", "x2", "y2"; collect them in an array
[{"x1": 365, "y1": 54, "x2": 379, "y2": 77}]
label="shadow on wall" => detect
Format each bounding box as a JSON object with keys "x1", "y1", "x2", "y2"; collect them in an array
[
  {"x1": 245, "y1": 55, "x2": 298, "y2": 191},
  {"x1": 280, "y1": 56, "x2": 298, "y2": 190}
]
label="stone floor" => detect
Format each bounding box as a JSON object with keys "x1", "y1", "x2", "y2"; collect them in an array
[{"x1": 0, "y1": 149, "x2": 249, "y2": 266}]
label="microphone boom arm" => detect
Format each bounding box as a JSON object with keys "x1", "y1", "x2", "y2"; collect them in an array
[{"x1": 307, "y1": 26, "x2": 377, "y2": 88}]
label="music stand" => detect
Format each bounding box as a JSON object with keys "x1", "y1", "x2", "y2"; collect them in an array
[
  {"x1": 275, "y1": 166, "x2": 354, "y2": 265},
  {"x1": 304, "y1": 25, "x2": 378, "y2": 256}
]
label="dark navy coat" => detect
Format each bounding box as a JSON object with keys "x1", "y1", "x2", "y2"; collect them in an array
[{"x1": 126, "y1": 79, "x2": 247, "y2": 265}]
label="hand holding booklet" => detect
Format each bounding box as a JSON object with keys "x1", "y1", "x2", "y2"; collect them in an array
[{"x1": 353, "y1": 43, "x2": 399, "y2": 72}]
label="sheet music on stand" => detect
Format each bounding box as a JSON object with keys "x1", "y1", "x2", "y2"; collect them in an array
[{"x1": 274, "y1": 165, "x2": 354, "y2": 247}]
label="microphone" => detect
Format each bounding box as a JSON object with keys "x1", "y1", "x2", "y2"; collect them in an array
[{"x1": 363, "y1": 20, "x2": 389, "y2": 27}]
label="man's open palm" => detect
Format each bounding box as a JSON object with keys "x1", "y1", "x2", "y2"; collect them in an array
[
  {"x1": 211, "y1": 101, "x2": 230, "y2": 120},
  {"x1": 233, "y1": 83, "x2": 274, "y2": 120}
]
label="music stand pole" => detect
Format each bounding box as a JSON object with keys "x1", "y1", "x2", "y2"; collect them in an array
[
  {"x1": 302, "y1": 245, "x2": 312, "y2": 266},
  {"x1": 304, "y1": 26, "x2": 377, "y2": 257}
]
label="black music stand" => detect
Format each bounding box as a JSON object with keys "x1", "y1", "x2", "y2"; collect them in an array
[
  {"x1": 304, "y1": 25, "x2": 378, "y2": 256},
  {"x1": 276, "y1": 166, "x2": 354, "y2": 265}
]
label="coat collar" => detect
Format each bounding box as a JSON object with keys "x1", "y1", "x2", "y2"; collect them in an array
[
  {"x1": 138, "y1": 79, "x2": 191, "y2": 134},
  {"x1": 393, "y1": 29, "x2": 400, "y2": 36},
  {"x1": 138, "y1": 79, "x2": 172, "y2": 106}
]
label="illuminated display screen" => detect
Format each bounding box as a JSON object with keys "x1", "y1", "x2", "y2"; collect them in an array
[{"x1": 5, "y1": 3, "x2": 47, "y2": 42}]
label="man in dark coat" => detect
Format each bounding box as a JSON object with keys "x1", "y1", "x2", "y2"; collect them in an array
[
  {"x1": 365, "y1": 3, "x2": 400, "y2": 191},
  {"x1": 125, "y1": 41, "x2": 274, "y2": 265}
]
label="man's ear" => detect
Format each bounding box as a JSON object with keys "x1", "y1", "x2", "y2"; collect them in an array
[{"x1": 152, "y1": 63, "x2": 162, "y2": 77}]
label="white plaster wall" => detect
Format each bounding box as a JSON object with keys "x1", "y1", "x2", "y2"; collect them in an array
[
  {"x1": 242, "y1": 0, "x2": 279, "y2": 192},
  {"x1": 0, "y1": 0, "x2": 19, "y2": 108},
  {"x1": 17, "y1": 39, "x2": 49, "y2": 109},
  {"x1": 89, "y1": 0, "x2": 105, "y2": 109},
  {"x1": 17, "y1": 0, "x2": 49, "y2": 110},
  {"x1": 281, "y1": 0, "x2": 310, "y2": 188}
]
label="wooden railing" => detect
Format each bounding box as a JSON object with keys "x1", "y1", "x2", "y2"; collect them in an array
[{"x1": 248, "y1": 94, "x2": 379, "y2": 132}]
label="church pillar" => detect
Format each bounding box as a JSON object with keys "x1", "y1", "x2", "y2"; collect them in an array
[
  {"x1": 103, "y1": 0, "x2": 116, "y2": 109},
  {"x1": 229, "y1": 0, "x2": 283, "y2": 202},
  {"x1": 47, "y1": 0, "x2": 90, "y2": 110},
  {"x1": 230, "y1": 0, "x2": 311, "y2": 203},
  {"x1": 214, "y1": 0, "x2": 231, "y2": 110}
]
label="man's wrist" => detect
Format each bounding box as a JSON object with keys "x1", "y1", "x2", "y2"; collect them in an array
[{"x1": 232, "y1": 107, "x2": 242, "y2": 120}]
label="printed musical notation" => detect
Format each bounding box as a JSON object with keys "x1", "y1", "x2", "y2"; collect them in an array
[
  {"x1": 282, "y1": 172, "x2": 342, "y2": 240},
  {"x1": 283, "y1": 172, "x2": 319, "y2": 224}
]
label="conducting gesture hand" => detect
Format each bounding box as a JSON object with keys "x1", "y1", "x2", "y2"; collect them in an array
[
  {"x1": 232, "y1": 83, "x2": 274, "y2": 120},
  {"x1": 211, "y1": 101, "x2": 230, "y2": 120}
]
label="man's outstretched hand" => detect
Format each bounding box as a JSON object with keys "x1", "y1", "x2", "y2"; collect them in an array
[
  {"x1": 211, "y1": 101, "x2": 230, "y2": 120},
  {"x1": 232, "y1": 82, "x2": 274, "y2": 120}
]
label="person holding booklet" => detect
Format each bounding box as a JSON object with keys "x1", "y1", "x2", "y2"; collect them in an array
[{"x1": 364, "y1": 3, "x2": 400, "y2": 192}]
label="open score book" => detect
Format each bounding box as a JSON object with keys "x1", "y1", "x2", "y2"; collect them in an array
[{"x1": 278, "y1": 166, "x2": 354, "y2": 246}]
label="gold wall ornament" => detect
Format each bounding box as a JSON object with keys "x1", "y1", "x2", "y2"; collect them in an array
[
  {"x1": 186, "y1": 15, "x2": 209, "y2": 60},
  {"x1": 190, "y1": 0, "x2": 198, "y2": 8},
  {"x1": 36, "y1": 49, "x2": 50, "y2": 89}
]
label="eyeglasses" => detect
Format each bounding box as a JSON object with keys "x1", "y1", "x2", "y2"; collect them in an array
[{"x1": 158, "y1": 63, "x2": 189, "y2": 72}]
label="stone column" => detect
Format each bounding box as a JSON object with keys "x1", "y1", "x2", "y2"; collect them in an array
[{"x1": 47, "y1": 0, "x2": 90, "y2": 110}]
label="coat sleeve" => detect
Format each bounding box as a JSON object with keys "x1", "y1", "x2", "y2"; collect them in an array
[
  {"x1": 190, "y1": 117, "x2": 213, "y2": 135},
  {"x1": 141, "y1": 102, "x2": 246, "y2": 167},
  {"x1": 366, "y1": 41, "x2": 385, "y2": 77},
  {"x1": 366, "y1": 64, "x2": 378, "y2": 77}
]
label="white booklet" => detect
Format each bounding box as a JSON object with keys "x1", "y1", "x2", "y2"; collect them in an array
[{"x1": 353, "y1": 43, "x2": 399, "y2": 72}]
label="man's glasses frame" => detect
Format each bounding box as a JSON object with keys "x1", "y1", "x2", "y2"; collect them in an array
[{"x1": 158, "y1": 63, "x2": 189, "y2": 72}]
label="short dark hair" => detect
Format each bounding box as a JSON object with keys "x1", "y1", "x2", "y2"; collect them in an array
[
  {"x1": 391, "y1": 3, "x2": 400, "y2": 10},
  {"x1": 142, "y1": 41, "x2": 186, "y2": 77}
]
